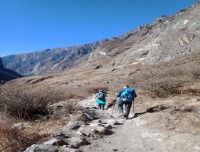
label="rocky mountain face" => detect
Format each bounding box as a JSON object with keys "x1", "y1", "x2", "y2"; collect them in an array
[
  {"x1": 2, "y1": 2, "x2": 200, "y2": 76},
  {"x1": 0, "y1": 57, "x2": 22, "y2": 83},
  {"x1": 88, "y1": 2, "x2": 200, "y2": 66},
  {"x1": 2, "y1": 39, "x2": 109, "y2": 76}
]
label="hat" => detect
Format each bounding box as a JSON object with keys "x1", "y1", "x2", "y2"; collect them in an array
[{"x1": 123, "y1": 85, "x2": 129, "y2": 88}]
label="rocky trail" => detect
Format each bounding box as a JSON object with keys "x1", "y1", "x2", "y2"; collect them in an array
[
  {"x1": 23, "y1": 96, "x2": 200, "y2": 152},
  {"x1": 79, "y1": 96, "x2": 200, "y2": 152}
]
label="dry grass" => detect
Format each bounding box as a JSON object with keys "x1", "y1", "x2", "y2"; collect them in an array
[
  {"x1": 0, "y1": 51, "x2": 199, "y2": 147},
  {"x1": 0, "y1": 122, "x2": 44, "y2": 152},
  {"x1": 86, "y1": 86, "x2": 108, "y2": 94},
  {"x1": 0, "y1": 85, "x2": 51, "y2": 119},
  {"x1": 126, "y1": 52, "x2": 200, "y2": 98}
]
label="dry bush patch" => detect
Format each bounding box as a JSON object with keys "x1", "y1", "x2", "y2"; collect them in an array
[
  {"x1": 86, "y1": 86, "x2": 108, "y2": 94},
  {"x1": 0, "y1": 81, "x2": 83, "y2": 120},
  {"x1": 0, "y1": 122, "x2": 44, "y2": 152},
  {"x1": 127, "y1": 54, "x2": 200, "y2": 98},
  {"x1": 0, "y1": 85, "x2": 51, "y2": 119}
]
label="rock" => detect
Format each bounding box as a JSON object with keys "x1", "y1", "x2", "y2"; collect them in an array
[
  {"x1": 106, "y1": 119, "x2": 121, "y2": 125},
  {"x1": 96, "y1": 126, "x2": 106, "y2": 134},
  {"x1": 66, "y1": 121, "x2": 85, "y2": 130},
  {"x1": 63, "y1": 136, "x2": 90, "y2": 148},
  {"x1": 104, "y1": 124, "x2": 113, "y2": 129},
  {"x1": 12, "y1": 123, "x2": 23, "y2": 129},
  {"x1": 82, "y1": 111, "x2": 94, "y2": 120},
  {"x1": 24, "y1": 144, "x2": 58, "y2": 152},
  {"x1": 94, "y1": 65, "x2": 102, "y2": 69},
  {"x1": 63, "y1": 81, "x2": 68, "y2": 84},
  {"x1": 95, "y1": 126, "x2": 113, "y2": 135},
  {"x1": 53, "y1": 132, "x2": 71, "y2": 138},
  {"x1": 48, "y1": 101, "x2": 67, "y2": 118},
  {"x1": 89, "y1": 122, "x2": 99, "y2": 127},
  {"x1": 43, "y1": 138, "x2": 67, "y2": 146},
  {"x1": 58, "y1": 145, "x2": 80, "y2": 152}
]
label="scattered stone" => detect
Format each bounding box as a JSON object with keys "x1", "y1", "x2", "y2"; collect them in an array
[
  {"x1": 58, "y1": 145, "x2": 80, "y2": 152},
  {"x1": 89, "y1": 122, "x2": 99, "y2": 127},
  {"x1": 106, "y1": 119, "x2": 121, "y2": 125},
  {"x1": 103, "y1": 124, "x2": 112, "y2": 129},
  {"x1": 66, "y1": 121, "x2": 85, "y2": 130},
  {"x1": 63, "y1": 136, "x2": 90, "y2": 148},
  {"x1": 63, "y1": 81, "x2": 68, "y2": 84},
  {"x1": 12, "y1": 123, "x2": 24, "y2": 129},
  {"x1": 94, "y1": 65, "x2": 102, "y2": 69},
  {"x1": 43, "y1": 138, "x2": 67, "y2": 146},
  {"x1": 24, "y1": 144, "x2": 58, "y2": 152},
  {"x1": 53, "y1": 132, "x2": 71, "y2": 138}
]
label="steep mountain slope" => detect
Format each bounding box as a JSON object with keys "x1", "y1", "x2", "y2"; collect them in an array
[
  {"x1": 0, "y1": 58, "x2": 22, "y2": 83},
  {"x1": 88, "y1": 2, "x2": 200, "y2": 66},
  {"x1": 2, "y1": 40, "x2": 109, "y2": 76}
]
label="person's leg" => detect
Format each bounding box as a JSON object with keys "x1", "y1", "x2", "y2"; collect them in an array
[
  {"x1": 118, "y1": 99, "x2": 124, "y2": 115},
  {"x1": 124, "y1": 102, "x2": 132, "y2": 118},
  {"x1": 98, "y1": 104, "x2": 101, "y2": 109},
  {"x1": 101, "y1": 104, "x2": 105, "y2": 110}
]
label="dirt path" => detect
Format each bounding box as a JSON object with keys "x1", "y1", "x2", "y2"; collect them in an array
[{"x1": 78, "y1": 96, "x2": 200, "y2": 152}]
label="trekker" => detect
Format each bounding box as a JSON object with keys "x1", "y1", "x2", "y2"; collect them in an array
[
  {"x1": 116, "y1": 85, "x2": 137, "y2": 119},
  {"x1": 95, "y1": 89, "x2": 107, "y2": 110}
]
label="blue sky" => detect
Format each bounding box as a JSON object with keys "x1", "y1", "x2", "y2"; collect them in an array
[{"x1": 0, "y1": 0, "x2": 197, "y2": 57}]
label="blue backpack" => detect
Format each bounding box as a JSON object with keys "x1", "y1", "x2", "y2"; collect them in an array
[
  {"x1": 97, "y1": 92, "x2": 106, "y2": 100},
  {"x1": 121, "y1": 88, "x2": 135, "y2": 102}
]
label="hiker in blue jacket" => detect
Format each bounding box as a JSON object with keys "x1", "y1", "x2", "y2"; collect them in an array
[
  {"x1": 116, "y1": 85, "x2": 137, "y2": 119},
  {"x1": 95, "y1": 89, "x2": 107, "y2": 110}
]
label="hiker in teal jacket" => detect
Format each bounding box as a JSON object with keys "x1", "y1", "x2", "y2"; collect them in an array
[
  {"x1": 116, "y1": 85, "x2": 137, "y2": 119},
  {"x1": 95, "y1": 90, "x2": 107, "y2": 110}
]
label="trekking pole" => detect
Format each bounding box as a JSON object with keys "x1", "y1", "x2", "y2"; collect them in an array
[
  {"x1": 132, "y1": 103, "x2": 134, "y2": 113},
  {"x1": 111, "y1": 99, "x2": 117, "y2": 115}
]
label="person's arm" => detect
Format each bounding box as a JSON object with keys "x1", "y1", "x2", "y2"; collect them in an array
[
  {"x1": 116, "y1": 89, "x2": 122, "y2": 97},
  {"x1": 95, "y1": 93, "x2": 98, "y2": 100}
]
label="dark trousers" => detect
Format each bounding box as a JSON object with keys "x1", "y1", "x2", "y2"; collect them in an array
[
  {"x1": 118, "y1": 100, "x2": 132, "y2": 118},
  {"x1": 98, "y1": 104, "x2": 105, "y2": 110}
]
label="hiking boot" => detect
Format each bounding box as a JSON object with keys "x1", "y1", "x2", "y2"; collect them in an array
[
  {"x1": 118, "y1": 114, "x2": 124, "y2": 118},
  {"x1": 123, "y1": 116, "x2": 128, "y2": 120},
  {"x1": 118, "y1": 114, "x2": 128, "y2": 119}
]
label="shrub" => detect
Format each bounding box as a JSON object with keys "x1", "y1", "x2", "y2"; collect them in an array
[
  {"x1": 143, "y1": 78, "x2": 183, "y2": 98},
  {"x1": 86, "y1": 86, "x2": 108, "y2": 94},
  {"x1": 0, "y1": 85, "x2": 51, "y2": 119},
  {"x1": 0, "y1": 122, "x2": 42, "y2": 152},
  {"x1": 191, "y1": 69, "x2": 200, "y2": 79},
  {"x1": 130, "y1": 65, "x2": 186, "y2": 98}
]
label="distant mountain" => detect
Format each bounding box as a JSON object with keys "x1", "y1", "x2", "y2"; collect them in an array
[
  {"x1": 0, "y1": 57, "x2": 22, "y2": 83},
  {"x1": 2, "y1": 2, "x2": 200, "y2": 76},
  {"x1": 2, "y1": 39, "x2": 110, "y2": 76}
]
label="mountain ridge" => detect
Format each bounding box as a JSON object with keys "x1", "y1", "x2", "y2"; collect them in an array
[
  {"x1": 0, "y1": 57, "x2": 22, "y2": 83},
  {"x1": 2, "y1": 1, "x2": 200, "y2": 76},
  {"x1": 2, "y1": 39, "x2": 110, "y2": 76}
]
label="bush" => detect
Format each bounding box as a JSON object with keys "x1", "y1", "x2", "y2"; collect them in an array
[
  {"x1": 143, "y1": 78, "x2": 183, "y2": 98},
  {"x1": 0, "y1": 85, "x2": 51, "y2": 119},
  {"x1": 130, "y1": 65, "x2": 186, "y2": 98},
  {"x1": 86, "y1": 86, "x2": 108, "y2": 94},
  {"x1": 0, "y1": 122, "x2": 42, "y2": 152},
  {"x1": 191, "y1": 69, "x2": 200, "y2": 79}
]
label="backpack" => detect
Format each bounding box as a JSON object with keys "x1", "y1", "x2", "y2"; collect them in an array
[
  {"x1": 97, "y1": 92, "x2": 105, "y2": 100},
  {"x1": 121, "y1": 88, "x2": 135, "y2": 102}
]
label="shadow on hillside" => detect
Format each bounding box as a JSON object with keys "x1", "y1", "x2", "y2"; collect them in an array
[
  {"x1": 129, "y1": 105, "x2": 169, "y2": 119},
  {"x1": 129, "y1": 112, "x2": 147, "y2": 119}
]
